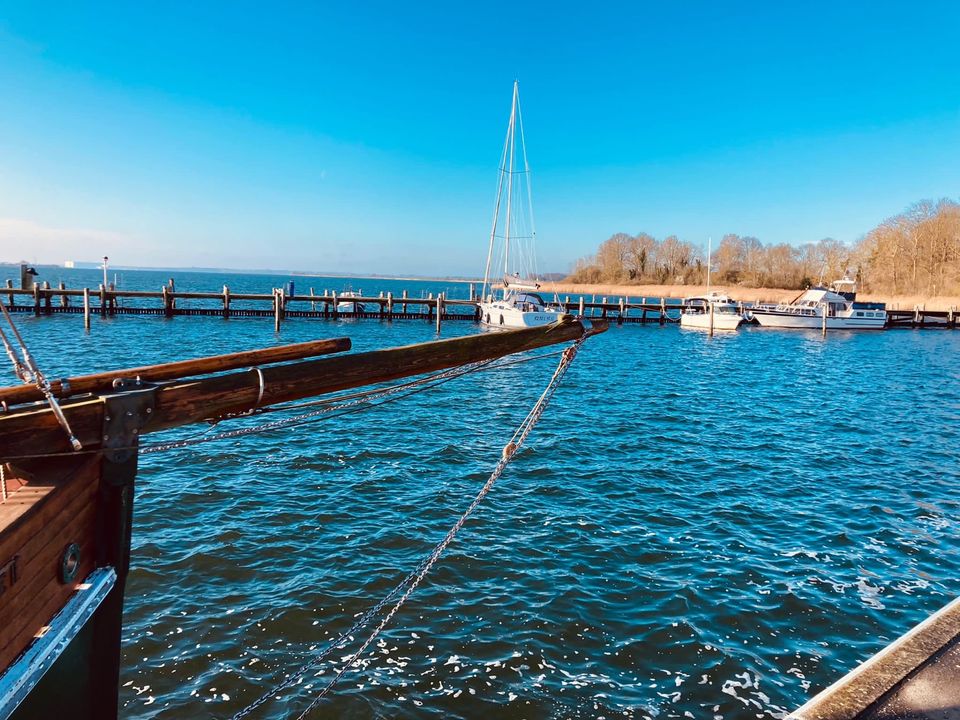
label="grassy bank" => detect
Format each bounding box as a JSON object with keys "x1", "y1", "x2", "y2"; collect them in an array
[{"x1": 540, "y1": 281, "x2": 960, "y2": 311}]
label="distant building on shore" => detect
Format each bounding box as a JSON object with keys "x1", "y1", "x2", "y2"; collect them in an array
[{"x1": 64, "y1": 260, "x2": 75, "y2": 268}]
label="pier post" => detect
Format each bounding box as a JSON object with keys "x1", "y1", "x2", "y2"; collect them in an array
[
  {"x1": 332, "y1": 291, "x2": 339, "y2": 320},
  {"x1": 162, "y1": 285, "x2": 174, "y2": 319},
  {"x1": 59, "y1": 280, "x2": 69, "y2": 308},
  {"x1": 578, "y1": 296, "x2": 584, "y2": 317},
  {"x1": 5, "y1": 279, "x2": 12, "y2": 308},
  {"x1": 43, "y1": 281, "x2": 53, "y2": 315},
  {"x1": 659, "y1": 297, "x2": 666, "y2": 326},
  {"x1": 387, "y1": 291, "x2": 393, "y2": 321},
  {"x1": 309, "y1": 287, "x2": 316, "y2": 312},
  {"x1": 99, "y1": 284, "x2": 107, "y2": 318},
  {"x1": 618, "y1": 297, "x2": 624, "y2": 325},
  {"x1": 222, "y1": 285, "x2": 230, "y2": 319},
  {"x1": 469, "y1": 283, "x2": 475, "y2": 301},
  {"x1": 402, "y1": 289, "x2": 408, "y2": 314},
  {"x1": 822, "y1": 302, "x2": 828, "y2": 337},
  {"x1": 949, "y1": 306, "x2": 956, "y2": 329},
  {"x1": 167, "y1": 278, "x2": 176, "y2": 312},
  {"x1": 436, "y1": 292, "x2": 444, "y2": 334},
  {"x1": 108, "y1": 282, "x2": 116, "y2": 317},
  {"x1": 33, "y1": 283, "x2": 41, "y2": 316},
  {"x1": 273, "y1": 289, "x2": 281, "y2": 332},
  {"x1": 709, "y1": 300, "x2": 715, "y2": 337},
  {"x1": 83, "y1": 288, "x2": 91, "y2": 331}
]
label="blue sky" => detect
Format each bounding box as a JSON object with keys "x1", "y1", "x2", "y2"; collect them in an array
[{"x1": 0, "y1": 1, "x2": 958, "y2": 276}]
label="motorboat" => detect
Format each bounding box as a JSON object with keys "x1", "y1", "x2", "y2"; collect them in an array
[
  {"x1": 680, "y1": 292, "x2": 743, "y2": 331},
  {"x1": 337, "y1": 290, "x2": 365, "y2": 313},
  {"x1": 750, "y1": 278, "x2": 886, "y2": 329}
]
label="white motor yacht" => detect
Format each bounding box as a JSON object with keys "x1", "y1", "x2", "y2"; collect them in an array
[{"x1": 750, "y1": 278, "x2": 886, "y2": 329}]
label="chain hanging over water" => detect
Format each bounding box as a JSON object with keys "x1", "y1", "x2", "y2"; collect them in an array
[{"x1": 231, "y1": 334, "x2": 586, "y2": 720}]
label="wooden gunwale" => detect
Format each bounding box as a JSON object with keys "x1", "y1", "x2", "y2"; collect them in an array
[
  {"x1": 0, "y1": 319, "x2": 605, "y2": 460},
  {"x1": 0, "y1": 337, "x2": 351, "y2": 406}
]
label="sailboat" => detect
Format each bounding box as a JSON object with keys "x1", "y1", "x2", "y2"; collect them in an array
[
  {"x1": 478, "y1": 82, "x2": 565, "y2": 328},
  {"x1": 679, "y1": 237, "x2": 744, "y2": 331}
]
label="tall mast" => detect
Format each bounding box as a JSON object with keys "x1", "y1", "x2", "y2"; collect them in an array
[
  {"x1": 503, "y1": 81, "x2": 518, "y2": 283},
  {"x1": 516, "y1": 87, "x2": 537, "y2": 283},
  {"x1": 706, "y1": 236, "x2": 712, "y2": 291},
  {"x1": 481, "y1": 111, "x2": 512, "y2": 302}
]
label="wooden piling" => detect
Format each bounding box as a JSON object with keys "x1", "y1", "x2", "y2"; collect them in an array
[
  {"x1": 5, "y1": 279, "x2": 12, "y2": 308},
  {"x1": 83, "y1": 288, "x2": 91, "y2": 331},
  {"x1": 161, "y1": 285, "x2": 173, "y2": 318},
  {"x1": 659, "y1": 297, "x2": 666, "y2": 326},
  {"x1": 33, "y1": 284, "x2": 41, "y2": 316},
  {"x1": 469, "y1": 283, "x2": 475, "y2": 301},
  {"x1": 402, "y1": 289, "x2": 408, "y2": 314},
  {"x1": 309, "y1": 287, "x2": 316, "y2": 311},
  {"x1": 709, "y1": 300, "x2": 715, "y2": 337},
  {"x1": 436, "y1": 292, "x2": 444, "y2": 333},
  {"x1": 222, "y1": 285, "x2": 230, "y2": 319},
  {"x1": 99, "y1": 284, "x2": 107, "y2": 318},
  {"x1": 273, "y1": 289, "x2": 281, "y2": 332},
  {"x1": 332, "y1": 290, "x2": 339, "y2": 320},
  {"x1": 822, "y1": 302, "x2": 828, "y2": 337},
  {"x1": 578, "y1": 296, "x2": 585, "y2": 317},
  {"x1": 618, "y1": 297, "x2": 624, "y2": 326},
  {"x1": 387, "y1": 291, "x2": 394, "y2": 321},
  {"x1": 59, "y1": 281, "x2": 69, "y2": 308}
]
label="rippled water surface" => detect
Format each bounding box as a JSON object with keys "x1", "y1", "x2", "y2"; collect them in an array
[{"x1": 10, "y1": 269, "x2": 960, "y2": 719}]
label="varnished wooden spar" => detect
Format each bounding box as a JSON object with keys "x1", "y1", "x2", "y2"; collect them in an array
[
  {"x1": 0, "y1": 319, "x2": 606, "y2": 459},
  {"x1": 0, "y1": 337, "x2": 351, "y2": 407}
]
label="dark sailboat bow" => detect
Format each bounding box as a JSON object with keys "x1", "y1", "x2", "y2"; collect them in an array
[{"x1": 0, "y1": 317, "x2": 605, "y2": 719}]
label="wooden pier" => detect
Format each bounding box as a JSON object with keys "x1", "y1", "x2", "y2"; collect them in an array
[
  {"x1": 791, "y1": 595, "x2": 960, "y2": 719},
  {"x1": 2, "y1": 281, "x2": 957, "y2": 330},
  {"x1": 0, "y1": 282, "x2": 689, "y2": 327}
]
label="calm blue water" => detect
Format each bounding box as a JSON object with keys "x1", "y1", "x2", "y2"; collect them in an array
[{"x1": 6, "y1": 268, "x2": 960, "y2": 719}]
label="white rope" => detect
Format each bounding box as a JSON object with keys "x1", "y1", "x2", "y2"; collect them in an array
[{"x1": 231, "y1": 334, "x2": 587, "y2": 719}]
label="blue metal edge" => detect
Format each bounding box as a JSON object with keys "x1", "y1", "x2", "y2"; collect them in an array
[{"x1": 0, "y1": 567, "x2": 117, "y2": 720}]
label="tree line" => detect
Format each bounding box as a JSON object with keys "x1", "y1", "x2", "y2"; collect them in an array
[{"x1": 566, "y1": 198, "x2": 960, "y2": 295}]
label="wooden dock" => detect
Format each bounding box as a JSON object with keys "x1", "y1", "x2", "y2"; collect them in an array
[
  {"x1": 2, "y1": 281, "x2": 957, "y2": 330},
  {"x1": 0, "y1": 281, "x2": 688, "y2": 328},
  {"x1": 791, "y1": 595, "x2": 960, "y2": 719}
]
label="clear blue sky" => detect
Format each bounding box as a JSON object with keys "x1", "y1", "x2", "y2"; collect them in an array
[{"x1": 1, "y1": 1, "x2": 958, "y2": 276}]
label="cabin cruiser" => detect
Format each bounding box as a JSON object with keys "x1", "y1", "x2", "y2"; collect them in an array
[
  {"x1": 750, "y1": 278, "x2": 886, "y2": 329},
  {"x1": 337, "y1": 290, "x2": 365, "y2": 313},
  {"x1": 679, "y1": 292, "x2": 743, "y2": 331}
]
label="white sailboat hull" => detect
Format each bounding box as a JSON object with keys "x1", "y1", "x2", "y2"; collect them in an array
[
  {"x1": 478, "y1": 302, "x2": 564, "y2": 328},
  {"x1": 679, "y1": 312, "x2": 742, "y2": 331}
]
